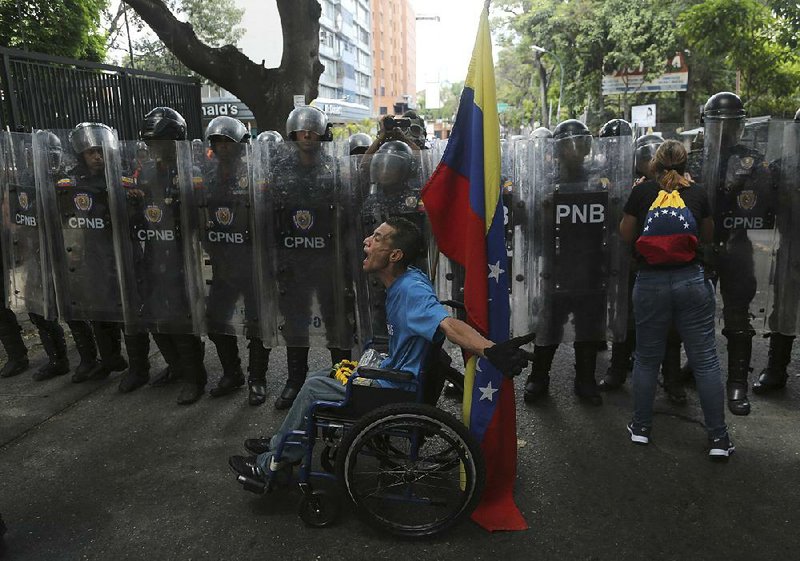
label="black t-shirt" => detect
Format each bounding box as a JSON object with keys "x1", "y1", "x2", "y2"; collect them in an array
[{"x1": 623, "y1": 179, "x2": 711, "y2": 269}]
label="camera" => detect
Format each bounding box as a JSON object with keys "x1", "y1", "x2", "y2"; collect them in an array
[{"x1": 384, "y1": 117, "x2": 411, "y2": 132}]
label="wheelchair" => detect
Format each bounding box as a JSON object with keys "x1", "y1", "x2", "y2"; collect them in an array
[{"x1": 233, "y1": 337, "x2": 486, "y2": 538}]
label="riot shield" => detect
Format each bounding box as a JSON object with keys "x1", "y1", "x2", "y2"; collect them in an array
[
  {"x1": 702, "y1": 118, "x2": 781, "y2": 332},
  {"x1": 0, "y1": 132, "x2": 56, "y2": 318},
  {"x1": 258, "y1": 141, "x2": 355, "y2": 350},
  {"x1": 514, "y1": 135, "x2": 633, "y2": 345},
  {"x1": 349, "y1": 147, "x2": 437, "y2": 347},
  {"x1": 36, "y1": 129, "x2": 124, "y2": 322},
  {"x1": 766, "y1": 119, "x2": 800, "y2": 336},
  {"x1": 176, "y1": 138, "x2": 268, "y2": 341},
  {"x1": 106, "y1": 139, "x2": 203, "y2": 334}
]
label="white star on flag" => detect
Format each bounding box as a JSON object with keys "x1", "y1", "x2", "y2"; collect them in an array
[
  {"x1": 647, "y1": 217, "x2": 653, "y2": 223},
  {"x1": 671, "y1": 210, "x2": 678, "y2": 216},
  {"x1": 644, "y1": 226, "x2": 649, "y2": 232},
  {"x1": 488, "y1": 261, "x2": 505, "y2": 282},
  {"x1": 478, "y1": 381, "x2": 499, "y2": 401},
  {"x1": 679, "y1": 215, "x2": 685, "y2": 222},
  {"x1": 683, "y1": 222, "x2": 690, "y2": 229}
]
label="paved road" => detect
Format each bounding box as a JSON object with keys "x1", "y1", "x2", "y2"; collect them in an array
[{"x1": 1, "y1": 335, "x2": 798, "y2": 560}]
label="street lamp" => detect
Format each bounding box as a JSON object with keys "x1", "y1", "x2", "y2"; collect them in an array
[{"x1": 532, "y1": 45, "x2": 564, "y2": 125}]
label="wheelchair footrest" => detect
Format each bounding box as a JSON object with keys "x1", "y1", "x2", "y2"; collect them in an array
[{"x1": 237, "y1": 474, "x2": 267, "y2": 495}]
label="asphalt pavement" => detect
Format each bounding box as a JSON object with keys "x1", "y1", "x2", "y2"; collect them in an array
[{"x1": 1, "y1": 331, "x2": 798, "y2": 561}]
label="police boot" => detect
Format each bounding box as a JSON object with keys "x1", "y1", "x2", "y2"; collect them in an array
[
  {"x1": 0, "y1": 309, "x2": 29, "y2": 378},
  {"x1": 599, "y1": 340, "x2": 631, "y2": 391},
  {"x1": 150, "y1": 333, "x2": 180, "y2": 387},
  {"x1": 724, "y1": 331, "x2": 753, "y2": 416},
  {"x1": 91, "y1": 322, "x2": 128, "y2": 380},
  {"x1": 574, "y1": 341, "x2": 602, "y2": 406},
  {"x1": 661, "y1": 340, "x2": 686, "y2": 405},
  {"x1": 247, "y1": 339, "x2": 270, "y2": 406},
  {"x1": 753, "y1": 333, "x2": 795, "y2": 394},
  {"x1": 523, "y1": 344, "x2": 557, "y2": 404},
  {"x1": 276, "y1": 346, "x2": 309, "y2": 410},
  {"x1": 209, "y1": 334, "x2": 245, "y2": 397},
  {"x1": 119, "y1": 333, "x2": 150, "y2": 393},
  {"x1": 30, "y1": 316, "x2": 70, "y2": 381},
  {"x1": 175, "y1": 335, "x2": 207, "y2": 405},
  {"x1": 68, "y1": 321, "x2": 101, "y2": 383}
]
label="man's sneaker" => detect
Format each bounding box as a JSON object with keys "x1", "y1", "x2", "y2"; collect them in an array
[
  {"x1": 244, "y1": 437, "x2": 272, "y2": 455},
  {"x1": 627, "y1": 422, "x2": 650, "y2": 445},
  {"x1": 228, "y1": 455, "x2": 265, "y2": 480},
  {"x1": 708, "y1": 434, "x2": 735, "y2": 460}
]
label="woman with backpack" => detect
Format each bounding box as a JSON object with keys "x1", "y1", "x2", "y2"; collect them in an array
[{"x1": 620, "y1": 139, "x2": 733, "y2": 460}]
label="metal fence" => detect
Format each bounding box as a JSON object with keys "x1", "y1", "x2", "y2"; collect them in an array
[{"x1": 0, "y1": 47, "x2": 203, "y2": 140}]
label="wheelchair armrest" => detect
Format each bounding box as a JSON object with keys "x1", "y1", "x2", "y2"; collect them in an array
[{"x1": 356, "y1": 367, "x2": 415, "y2": 383}]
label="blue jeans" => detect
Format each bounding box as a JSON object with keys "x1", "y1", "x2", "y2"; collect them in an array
[
  {"x1": 632, "y1": 265, "x2": 727, "y2": 439},
  {"x1": 256, "y1": 369, "x2": 345, "y2": 472}
]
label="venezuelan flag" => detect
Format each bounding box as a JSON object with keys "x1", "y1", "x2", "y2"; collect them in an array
[
  {"x1": 421, "y1": 4, "x2": 527, "y2": 532},
  {"x1": 635, "y1": 189, "x2": 699, "y2": 265}
]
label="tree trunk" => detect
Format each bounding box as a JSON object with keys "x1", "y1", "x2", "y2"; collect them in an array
[{"x1": 123, "y1": 0, "x2": 324, "y2": 134}]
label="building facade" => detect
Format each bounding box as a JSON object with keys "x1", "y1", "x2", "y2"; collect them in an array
[{"x1": 370, "y1": 0, "x2": 416, "y2": 117}]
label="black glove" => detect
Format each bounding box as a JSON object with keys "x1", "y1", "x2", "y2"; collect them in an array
[{"x1": 484, "y1": 332, "x2": 536, "y2": 378}]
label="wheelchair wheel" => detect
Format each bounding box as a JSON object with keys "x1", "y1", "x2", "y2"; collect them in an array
[
  {"x1": 298, "y1": 489, "x2": 341, "y2": 528},
  {"x1": 335, "y1": 402, "x2": 485, "y2": 538}
]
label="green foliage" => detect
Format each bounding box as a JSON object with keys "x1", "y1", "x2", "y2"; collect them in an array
[
  {"x1": 111, "y1": 0, "x2": 244, "y2": 76},
  {"x1": 0, "y1": 0, "x2": 107, "y2": 61},
  {"x1": 332, "y1": 119, "x2": 376, "y2": 140},
  {"x1": 492, "y1": 0, "x2": 800, "y2": 130},
  {"x1": 679, "y1": 0, "x2": 800, "y2": 112}
]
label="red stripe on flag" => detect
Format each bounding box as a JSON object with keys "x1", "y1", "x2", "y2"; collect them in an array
[
  {"x1": 422, "y1": 164, "x2": 489, "y2": 335},
  {"x1": 471, "y1": 376, "x2": 528, "y2": 530}
]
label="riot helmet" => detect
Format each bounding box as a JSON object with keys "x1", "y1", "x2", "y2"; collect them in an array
[
  {"x1": 256, "y1": 130, "x2": 284, "y2": 143},
  {"x1": 703, "y1": 92, "x2": 746, "y2": 121},
  {"x1": 634, "y1": 134, "x2": 664, "y2": 178},
  {"x1": 553, "y1": 119, "x2": 592, "y2": 168},
  {"x1": 286, "y1": 105, "x2": 328, "y2": 140},
  {"x1": 703, "y1": 92, "x2": 745, "y2": 148},
  {"x1": 349, "y1": 132, "x2": 372, "y2": 155},
  {"x1": 530, "y1": 127, "x2": 553, "y2": 139},
  {"x1": 369, "y1": 140, "x2": 415, "y2": 185},
  {"x1": 69, "y1": 122, "x2": 116, "y2": 155},
  {"x1": 205, "y1": 116, "x2": 249, "y2": 143},
  {"x1": 140, "y1": 107, "x2": 187, "y2": 141},
  {"x1": 598, "y1": 119, "x2": 632, "y2": 138}
]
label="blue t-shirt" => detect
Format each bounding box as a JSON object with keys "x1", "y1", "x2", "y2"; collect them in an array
[{"x1": 376, "y1": 267, "x2": 449, "y2": 389}]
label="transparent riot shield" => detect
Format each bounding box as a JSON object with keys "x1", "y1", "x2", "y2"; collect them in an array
[
  {"x1": 36, "y1": 129, "x2": 124, "y2": 322},
  {"x1": 703, "y1": 118, "x2": 781, "y2": 333},
  {"x1": 176, "y1": 138, "x2": 266, "y2": 340},
  {"x1": 349, "y1": 147, "x2": 436, "y2": 346},
  {"x1": 259, "y1": 141, "x2": 355, "y2": 350},
  {"x1": 0, "y1": 132, "x2": 55, "y2": 318},
  {"x1": 106, "y1": 139, "x2": 203, "y2": 334},
  {"x1": 766, "y1": 119, "x2": 800, "y2": 336},
  {"x1": 515, "y1": 135, "x2": 632, "y2": 345}
]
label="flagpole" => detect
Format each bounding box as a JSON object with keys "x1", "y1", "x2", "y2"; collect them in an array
[{"x1": 484, "y1": 0, "x2": 491, "y2": 11}]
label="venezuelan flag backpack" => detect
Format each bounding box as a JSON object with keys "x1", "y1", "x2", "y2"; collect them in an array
[{"x1": 635, "y1": 189, "x2": 699, "y2": 265}]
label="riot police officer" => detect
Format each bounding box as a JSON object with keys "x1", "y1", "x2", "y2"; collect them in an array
[
  {"x1": 270, "y1": 105, "x2": 352, "y2": 409},
  {"x1": 199, "y1": 116, "x2": 270, "y2": 406},
  {"x1": 523, "y1": 119, "x2": 629, "y2": 405},
  {"x1": 702, "y1": 92, "x2": 776, "y2": 416},
  {"x1": 52, "y1": 123, "x2": 128, "y2": 382},
  {"x1": 122, "y1": 107, "x2": 207, "y2": 403},
  {"x1": 753, "y1": 107, "x2": 800, "y2": 394},
  {"x1": 256, "y1": 130, "x2": 284, "y2": 144},
  {"x1": 0, "y1": 240, "x2": 29, "y2": 379},
  {"x1": 530, "y1": 127, "x2": 553, "y2": 139}
]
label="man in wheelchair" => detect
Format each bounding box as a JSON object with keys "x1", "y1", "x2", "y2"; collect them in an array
[{"x1": 229, "y1": 216, "x2": 531, "y2": 486}]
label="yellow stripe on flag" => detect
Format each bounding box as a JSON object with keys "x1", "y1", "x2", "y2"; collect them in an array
[{"x1": 464, "y1": 7, "x2": 500, "y2": 234}]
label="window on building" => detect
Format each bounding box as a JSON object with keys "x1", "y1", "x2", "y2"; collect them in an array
[
  {"x1": 379, "y1": 106, "x2": 388, "y2": 115},
  {"x1": 381, "y1": 86, "x2": 385, "y2": 96}
]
